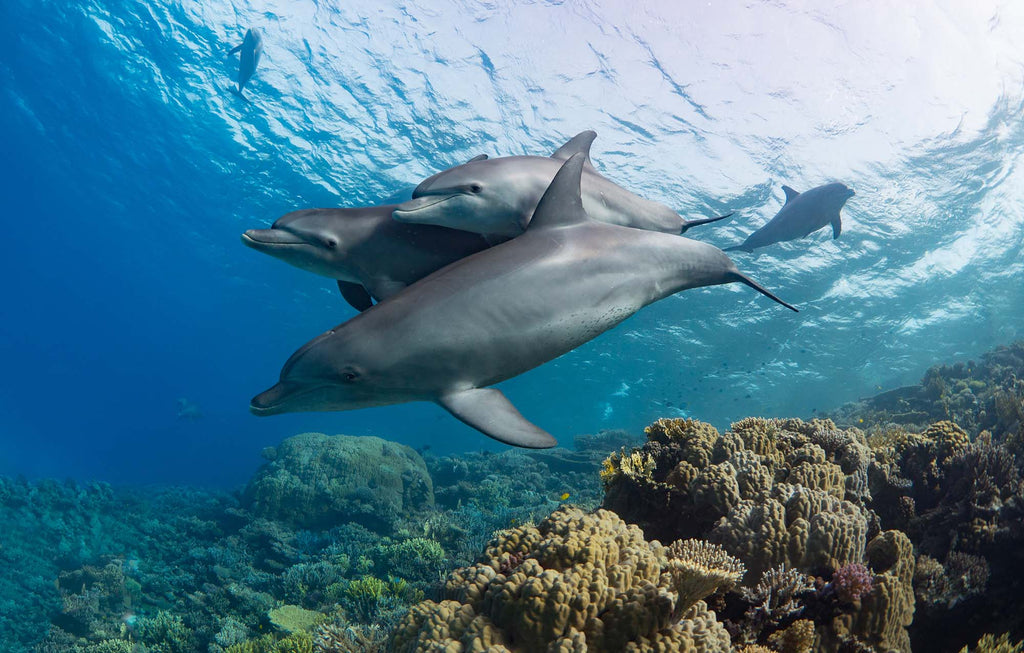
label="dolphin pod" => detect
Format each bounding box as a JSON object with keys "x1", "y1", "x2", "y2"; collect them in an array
[
  {"x1": 726, "y1": 182, "x2": 854, "y2": 253},
  {"x1": 227, "y1": 27, "x2": 263, "y2": 97},
  {"x1": 241, "y1": 206, "x2": 489, "y2": 311},
  {"x1": 250, "y1": 153, "x2": 797, "y2": 448},
  {"x1": 392, "y1": 131, "x2": 730, "y2": 242}
]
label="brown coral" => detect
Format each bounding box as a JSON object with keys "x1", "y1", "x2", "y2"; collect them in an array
[{"x1": 388, "y1": 506, "x2": 733, "y2": 652}]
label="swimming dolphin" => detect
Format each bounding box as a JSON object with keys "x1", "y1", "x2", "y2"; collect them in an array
[
  {"x1": 227, "y1": 28, "x2": 263, "y2": 97},
  {"x1": 250, "y1": 153, "x2": 796, "y2": 448},
  {"x1": 392, "y1": 131, "x2": 730, "y2": 241},
  {"x1": 725, "y1": 182, "x2": 855, "y2": 253},
  {"x1": 241, "y1": 205, "x2": 489, "y2": 311}
]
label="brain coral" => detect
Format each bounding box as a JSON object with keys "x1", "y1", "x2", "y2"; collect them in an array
[
  {"x1": 389, "y1": 506, "x2": 736, "y2": 652},
  {"x1": 244, "y1": 433, "x2": 433, "y2": 532}
]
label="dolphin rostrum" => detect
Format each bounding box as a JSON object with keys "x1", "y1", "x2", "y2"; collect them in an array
[
  {"x1": 241, "y1": 206, "x2": 489, "y2": 311},
  {"x1": 227, "y1": 28, "x2": 263, "y2": 97},
  {"x1": 251, "y1": 153, "x2": 796, "y2": 448},
  {"x1": 725, "y1": 182, "x2": 855, "y2": 253},
  {"x1": 392, "y1": 131, "x2": 730, "y2": 241}
]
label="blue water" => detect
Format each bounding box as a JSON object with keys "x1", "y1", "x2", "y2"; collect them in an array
[{"x1": 2, "y1": 1, "x2": 1023, "y2": 486}]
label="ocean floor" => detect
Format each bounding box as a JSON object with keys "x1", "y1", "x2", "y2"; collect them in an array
[{"x1": 4, "y1": 343, "x2": 1024, "y2": 653}]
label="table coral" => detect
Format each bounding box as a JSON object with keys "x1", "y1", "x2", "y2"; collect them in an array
[{"x1": 388, "y1": 506, "x2": 733, "y2": 652}]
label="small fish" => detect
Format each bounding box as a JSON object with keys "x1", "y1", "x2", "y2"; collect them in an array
[
  {"x1": 858, "y1": 418, "x2": 864, "y2": 423},
  {"x1": 559, "y1": 492, "x2": 571, "y2": 501}
]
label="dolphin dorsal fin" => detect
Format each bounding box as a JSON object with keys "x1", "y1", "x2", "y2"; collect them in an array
[
  {"x1": 466, "y1": 154, "x2": 488, "y2": 163},
  {"x1": 551, "y1": 131, "x2": 596, "y2": 169},
  {"x1": 782, "y1": 185, "x2": 800, "y2": 204},
  {"x1": 527, "y1": 153, "x2": 589, "y2": 231}
]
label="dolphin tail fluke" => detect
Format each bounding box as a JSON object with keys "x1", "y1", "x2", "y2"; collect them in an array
[
  {"x1": 437, "y1": 388, "x2": 557, "y2": 448},
  {"x1": 680, "y1": 212, "x2": 733, "y2": 235},
  {"x1": 730, "y1": 272, "x2": 799, "y2": 312},
  {"x1": 229, "y1": 86, "x2": 251, "y2": 103}
]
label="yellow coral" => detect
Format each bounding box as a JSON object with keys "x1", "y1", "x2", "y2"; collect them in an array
[
  {"x1": 767, "y1": 618, "x2": 815, "y2": 653},
  {"x1": 959, "y1": 633, "x2": 1024, "y2": 653},
  {"x1": 389, "y1": 506, "x2": 732, "y2": 652},
  {"x1": 664, "y1": 539, "x2": 745, "y2": 615}
]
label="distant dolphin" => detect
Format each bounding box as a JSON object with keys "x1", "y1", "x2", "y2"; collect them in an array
[
  {"x1": 227, "y1": 28, "x2": 263, "y2": 97},
  {"x1": 251, "y1": 153, "x2": 796, "y2": 448},
  {"x1": 241, "y1": 206, "x2": 489, "y2": 311},
  {"x1": 392, "y1": 131, "x2": 730, "y2": 241},
  {"x1": 725, "y1": 182, "x2": 855, "y2": 253}
]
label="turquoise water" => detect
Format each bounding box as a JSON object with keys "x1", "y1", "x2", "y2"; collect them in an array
[{"x1": 2, "y1": 0, "x2": 1023, "y2": 486}]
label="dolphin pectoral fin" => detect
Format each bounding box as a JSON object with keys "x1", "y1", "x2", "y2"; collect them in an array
[
  {"x1": 437, "y1": 389, "x2": 557, "y2": 448},
  {"x1": 782, "y1": 185, "x2": 800, "y2": 204},
  {"x1": 830, "y1": 213, "x2": 842, "y2": 239},
  {"x1": 551, "y1": 130, "x2": 597, "y2": 170},
  {"x1": 680, "y1": 212, "x2": 733, "y2": 234},
  {"x1": 337, "y1": 281, "x2": 374, "y2": 311},
  {"x1": 227, "y1": 44, "x2": 242, "y2": 56},
  {"x1": 466, "y1": 154, "x2": 488, "y2": 163}
]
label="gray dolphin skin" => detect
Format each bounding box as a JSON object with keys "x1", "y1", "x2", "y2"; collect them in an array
[
  {"x1": 241, "y1": 205, "x2": 489, "y2": 311},
  {"x1": 227, "y1": 27, "x2": 263, "y2": 97},
  {"x1": 725, "y1": 182, "x2": 855, "y2": 253},
  {"x1": 392, "y1": 131, "x2": 730, "y2": 240},
  {"x1": 251, "y1": 153, "x2": 796, "y2": 448}
]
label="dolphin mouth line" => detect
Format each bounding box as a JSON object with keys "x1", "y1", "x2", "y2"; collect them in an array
[
  {"x1": 241, "y1": 230, "x2": 309, "y2": 248},
  {"x1": 250, "y1": 382, "x2": 336, "y2": 415},
  {"x1": 394, "y1": 193, "x2": 459, "y2": 218}
]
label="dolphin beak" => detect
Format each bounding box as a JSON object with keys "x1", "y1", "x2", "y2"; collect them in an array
[
  {"x1": 393, "y1": 195, "x2": 457, "y2": 222},
  {"x1": 250, "y1": 382, "x2": 304, "y2": 416},
  {"x1": 241, "y1": 229, "x2": 306, "y2": 250}
]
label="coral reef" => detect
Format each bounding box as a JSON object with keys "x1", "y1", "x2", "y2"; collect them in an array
[
  {"x1": 244, "y1": 433, "x2": 434, "y2": 533},
  {"x1": 389, "y1": 506, "x2": 734, "y2": 652},
  {"x1": 829, "y1": 341, "x2": 1024, "y2": 449}
]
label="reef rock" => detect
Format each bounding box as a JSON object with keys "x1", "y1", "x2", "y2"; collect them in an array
[{"x1": 243, "y1": 433, "x2": 433, "y2": 532}]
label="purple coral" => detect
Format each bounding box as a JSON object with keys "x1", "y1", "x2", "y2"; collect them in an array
[{"x1": 831, "y1": 562, "x2": 873, "y2": 602}]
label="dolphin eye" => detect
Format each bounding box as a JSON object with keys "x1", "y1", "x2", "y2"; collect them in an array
[
  {"x1": 342, "y1": 369, "x2": 359, "y2": 382},
  {"x1": 326, "y1": 239, "x2": 337, "y2": 249},
  {"x1": 470, "y1": 184, "x2": 482, "y2": 193}
]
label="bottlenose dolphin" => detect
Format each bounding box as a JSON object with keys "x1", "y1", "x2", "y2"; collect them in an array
[
  {"x1": 227, "y1": 28, "x2": 263, "y2": 97},
  {"x1": 241, "y1": 206, "x2": 489, "y2": 311},
  {"x1": 725, "y1": 182, "x2": 855, "y2": 253},
  {"x1": 392, "y1": 131, "x2": 730, "y2": 240},
  {"x1": 251, "y1": 153, "x2": 796, "y2": 448}
]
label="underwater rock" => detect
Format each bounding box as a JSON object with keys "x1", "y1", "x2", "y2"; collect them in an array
[
  {"x1": 243, "y1": 433, "x2": 434, "y2": 533},
  {"x1": 389, "y1": 506, "x2": 734, "y2": 652}
]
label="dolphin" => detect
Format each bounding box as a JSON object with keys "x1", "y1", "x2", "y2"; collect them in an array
[
  {"x1": 251, "y1": 153, "x2": 796, "y2": 448},
  {"x1": 725, "y1": 182, "x2": 855, "y2": 253},
  {"x1": 241, "y1": 205, "x2": 489, "y2": 311},
  {"x1": 227, "y1": 27, "x2": 263, "y2": 97},
  {"x1": 392, "y1": 131, "x2": 730, "y2": 241}
]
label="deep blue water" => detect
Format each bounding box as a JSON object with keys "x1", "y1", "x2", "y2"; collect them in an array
[{"x1": 2, "y1": 0, "x2": 1023, "y2": 486}]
